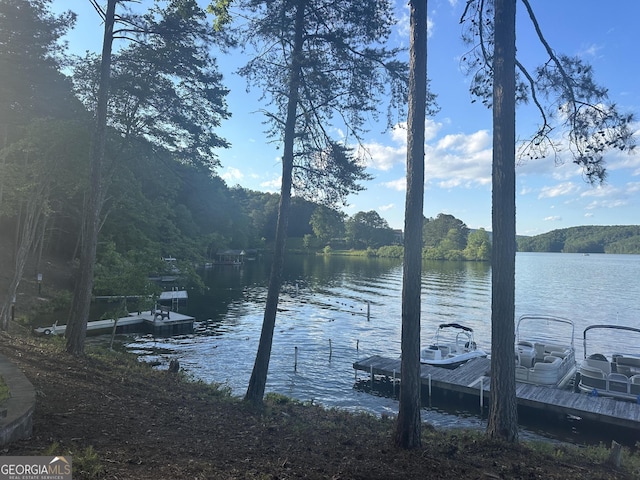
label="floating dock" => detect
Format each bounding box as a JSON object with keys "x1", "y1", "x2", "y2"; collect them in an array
[
  {"x1": 353, "y1": 355, "x2": 640, "y2": 431},
  {"x1": 34, "y1": 311, "x2": 194, "y2": 337}
]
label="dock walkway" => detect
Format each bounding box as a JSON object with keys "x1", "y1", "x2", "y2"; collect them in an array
[
  {"x1": 353, "y1": 355, "x2": 640, "y2": 430},
  {"x1": 34, "y1": 311, "x2": 194, "y2": 337}
]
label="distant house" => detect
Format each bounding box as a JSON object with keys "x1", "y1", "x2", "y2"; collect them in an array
[
  {"x1": 215, "y1": 249, "x2": 244, "y2": 265},
  {"x1": 393, "y1": 229, "x2": 404, "y2": 244}
]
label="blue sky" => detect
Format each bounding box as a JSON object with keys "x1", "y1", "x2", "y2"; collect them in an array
[{"x1": 53, "y1": 0, "x2": 640, "y2": 235}]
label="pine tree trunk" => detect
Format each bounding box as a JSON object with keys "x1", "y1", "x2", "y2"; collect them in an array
[
  {"x1": 244, "y1": 0, "x2": 306, "y2": 404},
  {"x1": 65, "y1": 0, "x2": 116, "y2": 355},
  {"x1": 487, "y1": 0, "x2": 518, "y2": 442},
  {"x1": 1, "y1": 188, "x2": 47, "y2": 329},
  {"x1": 394, "y1": 0, "x2": 427, "y2": 449}
]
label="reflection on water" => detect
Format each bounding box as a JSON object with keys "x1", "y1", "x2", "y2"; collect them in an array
[{"x1": 124, "y1": 252, "x2": 640, "y2": 446}]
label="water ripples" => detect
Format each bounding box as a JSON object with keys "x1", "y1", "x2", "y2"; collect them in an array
[{"x1": 125, "y1": 252, "x2": 640, "y2": 445}]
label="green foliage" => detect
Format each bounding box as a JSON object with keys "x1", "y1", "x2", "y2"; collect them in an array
[
  {"x1": 423, "y1": 245, "x2": 450, "y2": 260},
  {"x1": 72, "y1": 0, "x2": 230, "y2": 170},
  {"x1": 423, "y1": 214, "x2": 469, "y2": 248},
  {"x1": 302, "y1": 234, "x2": 312, "y2": 250},
  {"x1": 0, "y1": 0, "x2": 81, "y2": 126},
  {"x1": 420, "y1": 214, "x2": 489, "y2": 261},
  {"x1": 376, "y1": 245, "x2": 403, "y2": 258},
  {"x1": 345, "y1": 211, "x2": 395, "y2": 249},
  {"x1": 43, "y1": 442, "x2": 103, "y2": 478},
  {"x1": 517, "y1": 225, "x2": 640, "y2": 254},
  {"x1": 464, "y1": 228, "x2": 491, "y2": 261},
  {"x1": 29, "y1": 290, "x2": 72, "y2": 327},
  {"x1": 264, "y1": 392, "x2": 296, "y2": 405},
  {"x1": 310, "y1": 206, "x2": 345, "y2": 245},
  {"x1": 71, "y1": 445, "x2": 104, "y2": 478}
]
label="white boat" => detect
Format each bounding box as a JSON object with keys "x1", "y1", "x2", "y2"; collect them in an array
[
  {"x1": 420, "y1": 323, "x2": 488, "y2": 369},
  {"x1": 515, "y1": 314, "x2": 577, "y2": 388},
  {"x1": 576, "y1": 324, "x2": 640, "y2": 401}
]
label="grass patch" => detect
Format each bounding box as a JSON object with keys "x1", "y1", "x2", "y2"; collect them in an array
[{"x1": 45, "y1": 442, "x2": 103, "y2": 479}]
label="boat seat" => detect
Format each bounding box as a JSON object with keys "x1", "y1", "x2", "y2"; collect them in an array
[
  {"x1": 533, "y1": 356, "x2": 561, "y2": 370},
  {"x1": 580, "y1": 365, "x2": 607, "y2": 391},
  {"x1": 517, "y1": 351, "x2": 535, "y2": 368},
  {"x1": 615, "y1": 365, "x2": 632, "y2": 376},
  {"x1": 463, "y1": 341, "x2": 477, "y2": 352},
  {"x1": 580, "y1": 364, "x2": 606, "y2": 379},
  {"x1": 616, "y1": 356, "x2": 640, "y2": 369},
  {"x1": 585, "y1": 354, "x2": 611, "y2": 375},
  {"x1": 630, "y1": 375, "x2": 640, "y2": 385},
  {"x1": 545, "y1": 343, "x2": 569, "y2": 353}
]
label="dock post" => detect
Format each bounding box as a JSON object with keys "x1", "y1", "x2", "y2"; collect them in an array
[
  {"x1": 294, "y1": 346, "x2": 298, "y2": 372},
  {"x1": 479, "y1": 377, "x2": 483, "y2": 408},
  {"x1": 366, "y1": 301, "x2": 370, "y2": 321},
  {"x1": 428, "y1": 374, "x2": 432, "y2": 398},
  {"x1": 370, "y1": 365, "x2": 374, "y2": 391},
  {"x1": 329, "y1": 339, "x2": 332, "y2": 360},
  {"x1": 392, "y1": 369, "x2": 396, "y2": 397}
]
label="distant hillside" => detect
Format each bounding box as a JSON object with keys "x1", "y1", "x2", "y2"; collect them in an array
[{"x1": 517, "y1": 225, "x2": 640, "y2": 254}]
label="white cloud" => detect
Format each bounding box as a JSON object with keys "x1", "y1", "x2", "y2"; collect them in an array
[
  {"x1": 382, "y1": 177, "x2": 406, "y2": 192},
  {"x1": 580, "y1": 184, "x2": 618, "y2": 199},
  {"x1": 544, "y1": 216, "x2": 562, "y2": 222},
  {"x1": 259, "y1": 176, "x2": 281, "y2": 192},
  {"x1": 364, "y1": 122, "x2": 492, "y2": 189},
  {"x1": 221, "y1": 167, "x2": 244, "y2": 183},
  {"x1": 538, "y1": 182, "x2": 580, "y2": 199},
  {"x1": 379, "y1": 203, "x2": 394, "y2": 212},
  {"x1": 585, "y1": 198, "x2": 628, "y2": 210},
  {"x1": 435, "y1": 130, "x2": 490, "y2": 154},
  {"x1": 578, "y1": 43, "x2": 603, "y2": 58},
  {"x1": 606, "y1": 144, "x2": 640, "y2": 174},
  {"x1": 626, "y1": 182, "x2": 640, "y2": 193},
  {"x1": 359, "y1": 141, "x2": 405, "y2": 171},
  {"x1": 360, "y1": 120, "x2": 444, "y2": 172}
]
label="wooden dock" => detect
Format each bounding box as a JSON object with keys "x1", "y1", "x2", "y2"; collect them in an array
[
  {"x1": 353, "y1": 355, "x2": 640, "y2": 430},
  {"x1": 34, "y1": 311, "x2": 194, "y2": 337}
]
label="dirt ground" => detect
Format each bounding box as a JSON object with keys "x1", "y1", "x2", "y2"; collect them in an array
[{"x1": 0, "y1": 331, "x2": 637, "y2": 480}]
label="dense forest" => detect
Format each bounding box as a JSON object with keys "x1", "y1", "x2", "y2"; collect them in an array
[
  {"x1": 517, "y1": 226, "x2": 640, "y2": 254},
  {"x1": 2, "y1": 0, "x2": 635, "y2": 312},
  {"x1": 0, "y1": 1, "x2": 493, "y2": 306}
]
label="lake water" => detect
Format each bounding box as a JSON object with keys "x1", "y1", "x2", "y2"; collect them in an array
[{"x1": 124, "y1": 252, "x2": 640, "y2": 445}]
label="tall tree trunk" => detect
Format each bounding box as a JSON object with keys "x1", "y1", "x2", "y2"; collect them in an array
[
  {"x1": 65, "y1": 0, "x2": 116, "y2": 355},
  {"x1": 0, "y1": 187, "x2": 47, "y2": 329},
  {"x1": 394, "y1": 0, "x2": 427, "y2": 449},
  {"x1": 487, "y1": 0, "x2": 518, "y2": 442},
  {"x1": 244, "y1": 0, "x2": 306, "y2": 404}
]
